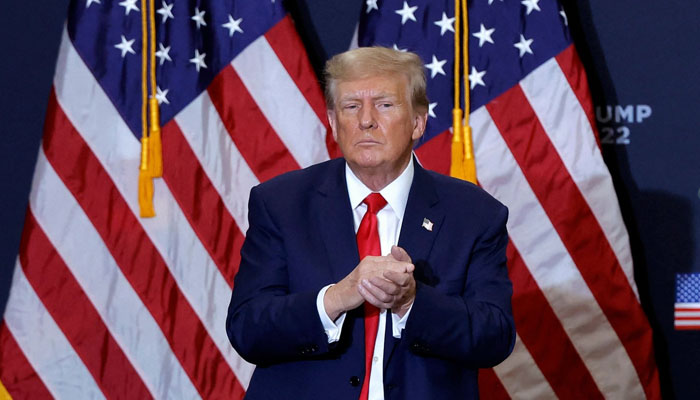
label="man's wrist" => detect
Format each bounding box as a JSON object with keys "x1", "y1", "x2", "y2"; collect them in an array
[
  {"x1": 317, "y1": 285, "x2": 346, "y2": 343},
  {"x1": 323, "y1": 285, "x2": 345, "y2": 321},
  {"x1": 392, "y1": 299, "x2": 414, "y2": 318}
]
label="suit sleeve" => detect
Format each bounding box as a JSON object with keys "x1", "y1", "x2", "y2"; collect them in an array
[
  {"x1": 402, "y1": 204, "x2": 515, "y2": 368},
  {"x1": 226, "y1": 186, "x2": 332, "y2": 366}
]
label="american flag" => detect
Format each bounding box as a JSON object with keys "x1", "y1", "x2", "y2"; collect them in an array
[
  {"x1": 0, "y1": 0, "x2": 663, "y2": 399},
  {"x1": 675, "y1": 273, "x2": 700, "y2": 330},
  {"x1": 358, "y1": 0, "x2": 660, "y2": 398},
  {"x1": 0, "y1": 0, "x2": 335, "y2": 398}
]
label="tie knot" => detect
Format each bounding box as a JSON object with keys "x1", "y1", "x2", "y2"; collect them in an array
[{"x1": 363, "y1": 193, "x2": 387, "y2": 215}]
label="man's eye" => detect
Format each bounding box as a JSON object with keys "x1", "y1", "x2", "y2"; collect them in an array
[
  {"x1": 344, "y1": 104, "x2": 359, "y2": 110},
  {"x1": 379, "y1": 103, "x2": 393, "y2": 108}
]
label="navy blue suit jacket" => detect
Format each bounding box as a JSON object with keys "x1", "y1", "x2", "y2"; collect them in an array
[{"x1": 227, "y1": 158, "x2": 515, "y2": 399}]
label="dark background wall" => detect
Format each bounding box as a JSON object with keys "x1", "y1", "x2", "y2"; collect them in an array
[{"x1": 1, "y1": 1, "x2": 698, "y2": 398}]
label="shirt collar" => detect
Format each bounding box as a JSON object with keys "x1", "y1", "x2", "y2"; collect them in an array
[{"x1": 345, "y1": 157, "x2": 414, "y2": 221}]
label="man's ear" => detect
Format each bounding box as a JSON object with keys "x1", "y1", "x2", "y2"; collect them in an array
[
  {"x1": 327, "y1": 110, "x2": 338, "y2": 142},
  {"x1": 411, "y1": 111, "x2": 428, "y2": 141}
]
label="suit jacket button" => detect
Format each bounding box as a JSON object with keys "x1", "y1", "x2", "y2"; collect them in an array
[
  {"x1": 311, "y1": 345, "x2": 319, "y2": 352},
  {"x1": 349, "y1": 376, "x2": 360, "y2": 387}
]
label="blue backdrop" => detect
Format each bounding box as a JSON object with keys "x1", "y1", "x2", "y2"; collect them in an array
[{"x1": 1, "y1": 0, "x2": 698, "y2": 398}]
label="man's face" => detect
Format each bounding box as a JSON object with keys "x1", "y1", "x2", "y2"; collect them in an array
[{"x1": 328, "y1": 73, "x2": 426, "y2": 178}]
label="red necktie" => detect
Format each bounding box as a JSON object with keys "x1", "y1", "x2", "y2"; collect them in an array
[{"x1": 357, "y1": 193, "x2": 387, "y2": 400}]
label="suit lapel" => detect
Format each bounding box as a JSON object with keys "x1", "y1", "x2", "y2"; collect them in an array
[
  {"x1": 385, "y1": 161, "x2": 444, "y2": 369},
  {"x1": 397, "y1": 163, "x2": 443, "y2": 267},
  {"x1": 313, "y1": 159, "x2": 360, "y2": 283}
]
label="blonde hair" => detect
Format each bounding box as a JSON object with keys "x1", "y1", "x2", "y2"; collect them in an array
[{"x1": 324, "y1": 46, "x2": 428, "y2": 114}]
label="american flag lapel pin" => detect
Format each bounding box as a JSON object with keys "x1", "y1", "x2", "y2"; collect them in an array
[{"x1": 422, "y1": 218, "x2": 434, "y2": 232}]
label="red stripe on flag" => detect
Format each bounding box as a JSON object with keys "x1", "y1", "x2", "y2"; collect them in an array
[
  {"x1": 555, "y1": 45, "x2": 601, "y2": 149},
  {"x1": 478, "y1": 367, "x2": 511, "y2": 400},
  {"x1": 486, "y1": 86, "x2": 660, "y2": 399},
  {"x1": 162, "y1": 120, "x2": 243, "y2": 287},
  {"x1": 507, "y1": 242, "x2": 604, "y2": 399},
  {"x1": 208, "y1": 65, "x2": 301, "y2": 182},
  {"x1": 264, "y1": 16, "x2": 340, "y2": 159},
  {"x1": 675, "y1": 316, "x2": 700, "y2": 320},
  {"x1": 675, "y1": 307, "x2": 700, "y2": 311},
  {"x1": 42, "y1": 91, "x2": 246, "y2": 399},
  {"x1": 675, "y1": 325, "x2": 700, "y2": 330},
  {"x1": 18, "y1": 211, "x2": 152, "y2": 399},
  {"x1": 0, "y1": 323, "x2": 53, "y2": 399},
  {"x1": 415, "y1": 129, "x2": 451, "y2": 175}
]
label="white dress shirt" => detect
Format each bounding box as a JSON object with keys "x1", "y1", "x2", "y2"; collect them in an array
[{"x1": 315, "y1": 158, "x2": 415, "y2": 400}]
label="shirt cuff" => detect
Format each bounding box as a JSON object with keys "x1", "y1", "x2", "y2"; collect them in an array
[
  {"x1": 391, "y1": 302, "x2": 414, "y2": 338},
  {"x1": 316, "y1": 284, "x2": 346, "y2": 343}
]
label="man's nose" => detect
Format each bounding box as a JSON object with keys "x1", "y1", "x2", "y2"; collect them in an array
[{"x1": 359, "y1": 106, "x2": 377, "y2": 130}]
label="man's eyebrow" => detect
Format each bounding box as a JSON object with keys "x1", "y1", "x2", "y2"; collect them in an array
[{"x1": 338, "y1": 92, "x2": 398, "y2": 102}]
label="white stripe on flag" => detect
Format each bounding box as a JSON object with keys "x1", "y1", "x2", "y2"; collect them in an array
[
  {"x1": 471, "y1": 106, "x2": 645, "y2": 399},
  {"x1": 232, "y1": 36, "x2": 330, "y2": 167},
  {"x1": 492, "y1": 334, "x2": 556, "y2": 399},
  {"x1": 175, "y1": 92, "x2": 259, "y2": 235},
  {"x1": 675, "y1": 303, "x2": 700, "y2": 309},
  {"x1": 674, "y1": 320, "x2": 700, "y2": 326},
  {"x1": 675, "y1": 311, "x2": 700, "y2": 317},
  {"x1": 29, "y1": 149, "x2": 198, "y2": 399},
  {"x1": 53, "y1": 28, "x2": 255, "y2": 388},
  {"x1": 519, "y1": 58, "x2": 637, "y2": 297},
  {"x1": 4, "y1": 264, "x2": 105, "y2": 400}
]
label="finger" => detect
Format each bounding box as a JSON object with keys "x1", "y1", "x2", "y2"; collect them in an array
[
  {"x1": 358, "y1": 286, "x2": 391, "y2": 309},
  {"x1": 391, "y1": 245, "x2": 412, "y2": 263},
  {"x1": 358, "y1": 283, "x2": 393, "y2": 309},
  {"x1": 381, "y1": 260, "x2": 414, "y2": 274},
  {"x1": 359, "y1": 279, "x2": 394, "y2": 306},
  {"x1": 383, "y1": 270, "x2": 411, "y2": 286},
  {"x1": 368, "y1": 276, "x2": 400, "y2": 295}
]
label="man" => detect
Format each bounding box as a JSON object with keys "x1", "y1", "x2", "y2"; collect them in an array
[{"x1": 227, "y1": 47, "x2": 515, "y2": 399}]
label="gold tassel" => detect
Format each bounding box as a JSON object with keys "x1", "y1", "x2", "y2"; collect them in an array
[
  {"x1": 451, "y1": 109, "x2": 466, "y2": 180},
  {"x1": 449, "y1": 0, "x2": 477, "y2": 184},
  {"x1": 138, "y1": 137, "x2": 155, "y2": 217},
  {"x1": 0, "y1": 378, "x2": 12, "y2": 400},
  {"x1": 148, "y1": 97, "x2": 162, "y2": 178},
  {"x1": 462, "y1": 124, "x2": 477, "y2": 183}
]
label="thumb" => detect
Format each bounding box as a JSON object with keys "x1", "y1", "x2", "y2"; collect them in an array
[{"x1": 391, "y1": 245, "x2": 412, "y2": 263}]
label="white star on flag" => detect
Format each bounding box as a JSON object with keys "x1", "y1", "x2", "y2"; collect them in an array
[
  {"x1": 473, "y1": 24, "x2": 495, "y2": 47},
  {"x1": 392, "y1": 44, "x2": 408, "y2": 52},
  {"x1": 114, "y1": 35, "x2": 135, "y2": 58},
  {"x1": 155, "y1": 43, "x2": 172, "y2": 65},
  {"x1": 157, "y1": 1, "x2": 174, "y2": 23},
  {"x1": 521, "y1": 0, "x2": 541, "y2": 15},
  {"x1": 191, "y1": 7, "x2": 207, "y2": 29},
  {"x1": 468, "y1": 66, "x2": 486, "y2": 89},
  {"x1": 155, "y1": 86, "x2": 170, "y2": 105},
  {"x1": 118, "y1": 0, "x2": 139, "y2": 16},
  {"x1": 366, "y1": 0, "x2": 378, "y2": 13},
  {"x1": 434, "y1": 12, "x2": 455, "y2": 36},
  {"x1": 514, "y1": 34, "x2": 534, "y2": 57},
  {"x1": 428, "y1": 102, "x2": 437, "y2": 118},
  {"x1": 223, "y1": 15, "x2": 243, "y2": 37},
  {"x1": 560, "y1": 10, "x2": 568, "y2": 26},
  {"x1": 425, "y1": 55, "x2": 446, "y2": 78},
  {"x1": 189, "y1": 49, "x2": 207, "y2": 72},
  {"x1": 395, "y1": 1, "x2": 418, "y2": 25},
  {"x1": 86, "y1": 0, "x2": 101, "y2": 7}
]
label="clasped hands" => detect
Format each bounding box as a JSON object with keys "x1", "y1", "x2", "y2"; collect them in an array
[{"x1": 324, "y1": 245, "x2": 416, "y2": 321}]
